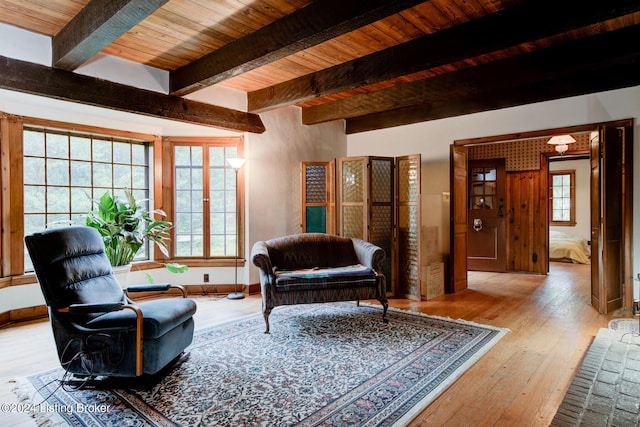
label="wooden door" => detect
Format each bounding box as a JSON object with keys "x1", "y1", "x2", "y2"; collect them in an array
[
  {"x1": 591, "y1": 127, "x2": 623, "y2": 313},
  {"x1": 396, "y1": 155, "x2": 421, "y2": 300},
  {"x1": 467, "y1": 159, "x2": 507, "y2": 272},
  {"x1": 590, "y1": 131, "x2": 601, "y2": 310},
  {"x1": 450, "y1": 145, "x2": 468, "y2": 292}
]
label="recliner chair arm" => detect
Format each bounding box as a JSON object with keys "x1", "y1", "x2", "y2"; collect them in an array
[
  {"x1": 125, "y1": 283, "x2": 188, "y2": 297},
  {"x1": 62, "y1": 303, "x2": 145, "y2": 376},
  {"x1": 122, "y1": 304, "x2": 144, "y2": 376},
  {"x1": 64, "y1": 303, "x2": 124, "y2": 314}
]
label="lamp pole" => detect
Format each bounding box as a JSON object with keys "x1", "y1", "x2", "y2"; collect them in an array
[{"x1": 227, "y1": 157, "x2": 245, "y2": 300}]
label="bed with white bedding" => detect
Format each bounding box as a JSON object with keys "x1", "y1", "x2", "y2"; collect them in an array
[{"x1": 549, "y1": 230, "x2": 591, "y2": 264}]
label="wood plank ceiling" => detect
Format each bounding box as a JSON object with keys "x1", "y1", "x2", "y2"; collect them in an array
[{"x1": 1, "y1": 0, "x2": 640, "y2": 134}]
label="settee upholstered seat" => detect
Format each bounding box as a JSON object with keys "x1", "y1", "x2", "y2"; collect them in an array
[{"x1": 251, "y1": 233, "x2": 388, "y2": 333}]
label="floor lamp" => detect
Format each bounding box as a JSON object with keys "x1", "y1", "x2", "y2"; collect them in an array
[{"x1": 227, "y1": 157, "x2": 246, "y2": 300}]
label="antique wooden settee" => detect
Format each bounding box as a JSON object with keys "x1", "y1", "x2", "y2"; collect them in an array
[{"x1": 251, "y1": 233, "x2": 388, "y2": 333}]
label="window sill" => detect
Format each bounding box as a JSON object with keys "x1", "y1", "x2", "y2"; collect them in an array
[
  {"x1": 136, "y1": 258, "x2": 245, "y2": 270},
  {"x1": 550, "y1": 222, "x2": 577, "y2": 227},
  {"x1": 5, "y1": 258, "x2": 246, "y2": 287}
]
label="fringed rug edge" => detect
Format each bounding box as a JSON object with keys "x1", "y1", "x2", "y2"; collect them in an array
[
  {"x1": 361, "y1": 301, "x2": 512, "y2": 334},
  {"x1": 388, "y1": 312, "x2": 509, "y2": 426},
  {"x1": 11, "y1": 376, "x2": 68, "y2": 427}
]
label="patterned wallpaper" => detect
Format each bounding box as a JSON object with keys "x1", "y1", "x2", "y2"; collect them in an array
[{"x1": 468, "y1": 132, "x2": 591, "y2": 171}]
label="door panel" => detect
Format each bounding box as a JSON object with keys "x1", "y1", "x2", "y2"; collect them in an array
[
  {"x1": 450, "y1": 145, "x2": 468, "y2": 292},
  {"x1": 591, "y1": 126, "x2": 623, "y2": 313},
  {"x1": 467, "y1": 218, "x2": 505, "y2": 270},
  {"x1": 508, "y1": 170, "x2": 546, "y2": 273},
  {"x1": 337, "y1": 157, "x2": 368, "y2": 239},
  {"x1": 301, "y1": 162, "x2": 333, "y2": 233},
  {"x1": 467, "y1": 159, "x2": 507, "y2": 272},
  {"x1": 590, "y1": 131, "x2": 601, "y2": 310},
  {"x1": 336, "y1": 156, "x2": 396, "y2": 294},
  {"x1": 369, "y1": 157, "x2": 395, "y2": 295},
  {"x1": 396, "y1": 155, "x2": 421, "y2": 300},
  {"x1": 602, "y1": 127, "x2": 623, "y2": 312},
  {"x1": 622, "y1": 126, "x2": 634, "y2": 312}
]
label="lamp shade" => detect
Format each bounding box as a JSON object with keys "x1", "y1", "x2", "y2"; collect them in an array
[
  {"x1": 547, "y1": 135, "x2": 575, "y2": 155},
  {"x1": 547, "y1": 135, "x2": 576, "y2": 146},
  {"x1": 227, "y1": 157, "x2": 246, "y2": 170}
]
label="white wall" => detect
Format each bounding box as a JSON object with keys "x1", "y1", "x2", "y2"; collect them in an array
[
  {"x1": 550, "y1": 158, "x2": 590, "y2": 241},
  {"x1": 246, "y1": 107, "x2": 347, "y2": 284},
  {"x1": 0, "y1": 284, "x2": 44, "y2": 314},
  {"x1": 347, "y1": 86, "x2": 640, "y2": 283}
]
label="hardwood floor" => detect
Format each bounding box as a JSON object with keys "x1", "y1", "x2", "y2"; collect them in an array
[{"x1": 0, "y1": 262, "x2": 622, "y2": 426}]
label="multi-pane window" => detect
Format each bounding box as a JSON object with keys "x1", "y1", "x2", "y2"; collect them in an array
[
  {"x1": 173, "y1": 143, "x2": 242, "y2": 258},
  {"x1": 550, "y1": 170, "x2": 576, "y2": 226},
  {"x1": 23, "y1": 127, "x2": 151, "y2": 270},
  {"x1": 469, "y1": 167, "x2": 497, "y2": 210}
]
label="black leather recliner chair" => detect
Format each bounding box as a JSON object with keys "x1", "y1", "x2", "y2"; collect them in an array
[{"x1": 25, "y1": 226, "x2": 197, "y2": 379}]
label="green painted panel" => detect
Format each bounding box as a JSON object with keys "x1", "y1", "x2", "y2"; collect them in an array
[{"x1": 306, "y1": 206, "x2": 326, "y2": 233}]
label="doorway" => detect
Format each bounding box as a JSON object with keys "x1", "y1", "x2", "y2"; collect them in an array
[
  {"x1": 547, "y1": 156, "x2": 592, "y2": 296},
  {"x1": 548, "y1": 156, "x2": 591, "y2": 266},
  {"x1": 450, "y1": 120, "x2": 634, "y2": 314}
]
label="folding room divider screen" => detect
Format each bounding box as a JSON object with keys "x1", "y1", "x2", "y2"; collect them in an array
[{"x1": 301, "y1": 155, "x2": 421, "y2": 299}]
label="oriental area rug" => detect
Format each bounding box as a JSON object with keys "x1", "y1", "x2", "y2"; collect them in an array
[{"x1": 15, "y1": 302, "x2": 508, "y2": 427}]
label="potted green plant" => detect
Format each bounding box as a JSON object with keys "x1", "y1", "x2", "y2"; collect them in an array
[{"x1": 85, "y1": 189, "x2": 173, "y2": 271}]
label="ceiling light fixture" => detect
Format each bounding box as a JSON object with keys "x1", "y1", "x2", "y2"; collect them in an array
[{"x1": 547, "y1": 134, "x2": 576, "y2": 156}]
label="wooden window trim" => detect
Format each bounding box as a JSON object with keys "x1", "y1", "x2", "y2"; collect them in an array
[
  {"x1": 1, "y1": 114, "x2": 25, "y2": 276},
  {"x1": 163, "y1": 136, "x2": 245, "y2": 261},
  {"x1": 22, "y1": 126, "x2": 156, "y2": 270},
  {"x1": 1, "y1": 113, "x2": 246, "y2": 278},
  {"x1": 549, "y1": 169, "x2": 576, "y2": 226},
  {"x1": 1, "y1": 114, "x2": 171, "y2": 276}
]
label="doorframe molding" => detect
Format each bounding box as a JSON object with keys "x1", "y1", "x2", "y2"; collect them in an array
[
  {"x1": 542, "y1": 149, "x2": 590, "y2": 277},
  {"x1": 453, "y1": 120, "x2": 632, "y2": 147}
]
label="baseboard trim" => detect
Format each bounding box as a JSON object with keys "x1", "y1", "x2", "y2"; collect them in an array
[
  {"x1": 0, "y1": 310, "x2": 10, "y2": 326},
  {"x1": 0, "y1": 305, "x2": 48, "y2": 327},
  {"x1": 247, "y1": 282, "x2": 260, "y2": 294}
]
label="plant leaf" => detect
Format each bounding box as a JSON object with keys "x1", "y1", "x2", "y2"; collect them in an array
[{"x1": 166, "y1": 263, "x2": 188, "y2": 274}]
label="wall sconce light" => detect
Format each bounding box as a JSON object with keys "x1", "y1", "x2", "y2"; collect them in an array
[{"x1": 547, "y1": 134, "x2": 576, "y2": 156}]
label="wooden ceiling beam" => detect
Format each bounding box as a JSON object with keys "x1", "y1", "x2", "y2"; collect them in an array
[
  {"x1": 345, "y1": 60, "x2": 640, "y2": 134},
  {"x1": 53, "y1": 0, "x2": 169, "y2": 70},
  {"x1": 249, "y1": 0, "x2": 640, "y2": 113},
  {"x1": 303, "y1": 24, "x2": 640, "y2": 125},
  {"x1": 0, "y1": 55, "x2": 265, "y2": 133},
  {"x1": 169, "y1": 0, "x2": 426, "y2": 96}
]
